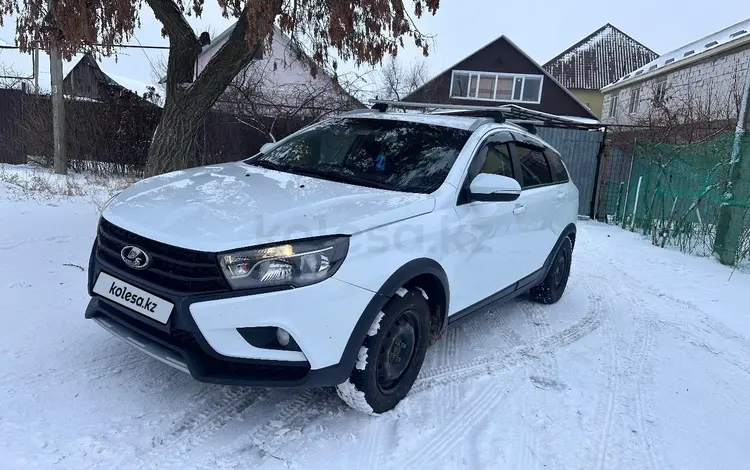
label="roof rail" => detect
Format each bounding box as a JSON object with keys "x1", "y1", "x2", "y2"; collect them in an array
[
  {"x1": 366, "y1": 100, "x2": 602, "y2": 131},
  {"x1": 341, "y1": 108, "x2": 375, "y2": 116},
  {"x1": 369, "y1": 100, "x2": 506, "y2": 123}
]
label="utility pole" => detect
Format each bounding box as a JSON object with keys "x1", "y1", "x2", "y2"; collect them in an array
[
  {"x1": 713, "y1": 61, "x2": 750, "y2": 265},
  {"x1": 49, "y1": 14, "x2": 66, "y2": 175},
  {"x1": 33, "y1": 47, "x2": 39, "y2": 94}
]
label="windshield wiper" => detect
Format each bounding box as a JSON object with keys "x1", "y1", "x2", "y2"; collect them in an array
[
  {"x1": 248, "y1": 159, "x2": 290, "y2": 173},
  {"x1": 288, "y1": 166, "x2": 396, "y2": 191}
]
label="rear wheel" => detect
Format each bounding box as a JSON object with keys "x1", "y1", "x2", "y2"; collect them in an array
[
  {"x1": 336, "y1": 289, "x2": 430, "y2": 414},
  {"x1": 530, "y1": 237, "x2": 572, "y2": 304}
]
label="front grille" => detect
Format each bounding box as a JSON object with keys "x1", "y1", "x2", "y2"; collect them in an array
[{"x1": 96, "y1": 218, "x2": 229, "y2": 295}]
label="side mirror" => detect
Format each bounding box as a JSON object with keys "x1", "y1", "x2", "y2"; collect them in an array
[
  {"x1": 259, "y1": 142, "x2": 276, "y2": 154},
  {"x1": 469, "y1": 173, "x2": 521, "y2": 202}
]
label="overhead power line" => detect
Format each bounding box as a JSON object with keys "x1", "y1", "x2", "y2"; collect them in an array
[{"x1": 0, "y1": 43, "x2": 169, "y2": 50}]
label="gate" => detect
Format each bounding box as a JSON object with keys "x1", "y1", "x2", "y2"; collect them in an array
[{"x1": 536, "y1": 126, "x2": 604, "y2": 216}]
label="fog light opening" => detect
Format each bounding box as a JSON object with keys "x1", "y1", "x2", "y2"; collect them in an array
[{"x1": 276, "y1": 328, "x2": 291, "y2": 347}]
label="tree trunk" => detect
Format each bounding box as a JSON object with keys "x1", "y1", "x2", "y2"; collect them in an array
[
  {"x1": 145, "y1": 99, "x2": 205, "y2": 176},
  {"x1": 142, "y1": 0, "x2": 265, "y2": 176}
]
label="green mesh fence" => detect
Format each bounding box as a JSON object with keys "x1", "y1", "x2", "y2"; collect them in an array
[{"x1": 601, "y1": 132, "x2": 750, "y2": 266}]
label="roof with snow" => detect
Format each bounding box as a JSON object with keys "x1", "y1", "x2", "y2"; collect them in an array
[
  {"x1": 543, "y1": 24, "x2": 658, "y2": 91},
  {"x1": 603, "y1": 18, "x2": 750, "y2": 91}
]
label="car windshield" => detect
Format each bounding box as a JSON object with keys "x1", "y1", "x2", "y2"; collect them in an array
[{"x1": 245, "y1": 118, "x2": 471, "y2": 193}]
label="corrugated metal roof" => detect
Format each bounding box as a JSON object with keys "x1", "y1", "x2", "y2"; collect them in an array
[
  {"x1": 604, "y1": 18, "x2": 750, "y2": 90},
  {"x1": 543, "y1": 24, "x2": 658, "y2": 90}
]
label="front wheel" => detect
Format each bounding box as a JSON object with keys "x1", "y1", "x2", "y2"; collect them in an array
[
  {"x1": 529, "y1": 237, "x2": 572, "y2": 304},
  {"x1": 336, "y1": 289, "x2": 430, "y2": 414}
]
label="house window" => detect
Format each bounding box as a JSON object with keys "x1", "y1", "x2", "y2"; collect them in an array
[
  {"x1": 450, "y1": 72, "x2": 472, "y2": 97},
  {"x1": 495, "y1": 77, "x2": 513, "y2": 100},
  {"x1": 608, "y1": 94, "x2": 619, "y2": 118},
  {"x1": 450, "y1": 70, "x2": 543, "y2": 103},
  {"x1": 477, "y1": 75, "x2": 495, "y2": 99},
  {"x1": 629, "y1": 87, "x2": 641, "y2": 114},
  {"x1": 654, "y1": 78, "x2": 667, "y2": 104}
]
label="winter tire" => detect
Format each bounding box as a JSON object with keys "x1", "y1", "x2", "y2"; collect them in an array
[
  {"x1": 336, "y1": 289, "x2": 431, "y2": 414},
  {"x1": 530, "y1": 237, "x2": 572, "y2": 304}
]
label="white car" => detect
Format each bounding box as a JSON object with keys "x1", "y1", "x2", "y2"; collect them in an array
[{"x1": 86, "y1": 104, "x2": 579, "y2": 414}]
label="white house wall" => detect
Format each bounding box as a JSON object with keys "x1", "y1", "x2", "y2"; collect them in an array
[
  {"x1": 196, "y1": 27, "x2": 337, "y2": 104},
  {"x1": 602, "y1": 44, "x2": 750, "y2": 125}
]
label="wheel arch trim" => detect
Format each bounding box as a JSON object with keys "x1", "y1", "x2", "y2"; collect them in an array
[{"x1": 337, "y1": 258, "x2": 450, "y2": 377}]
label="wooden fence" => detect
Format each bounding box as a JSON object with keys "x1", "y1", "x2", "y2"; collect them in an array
[{"x1": 0, "y1": 87, "x2": 308, "y2": 173}]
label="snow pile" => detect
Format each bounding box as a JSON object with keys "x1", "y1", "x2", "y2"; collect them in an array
[
  {"x1": 354, "y1": 346, "x2": 369, "y2": 370},
  {"x1": 367, "y1": 311, "x2": 385, "y2": 336},
  {"x1": 0, "y1": 163, "x2": 135, "y2": 206},
  {"x1": 335, "y1": 380, "x2": 374, "y2": 415}
]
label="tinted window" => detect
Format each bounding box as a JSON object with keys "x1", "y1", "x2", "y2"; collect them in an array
[
  {"x1": 545, "y1": 150, "x2": 569, "y2": 182},
  {"x1": 516, "y1": 143, "x2": 552, "y2": 188},
  {"x1": 247, "y1": 119, "x2": 471, "y2": 193},
  {"x1": 480, "y1": 143, "x2": 514, "y2": 178}
]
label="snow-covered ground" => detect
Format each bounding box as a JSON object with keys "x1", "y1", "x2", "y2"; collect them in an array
[{"x1": 2, "y1": 166, "x2": 750, "y2": 469}]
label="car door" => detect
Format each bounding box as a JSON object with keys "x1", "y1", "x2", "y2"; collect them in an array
[
  {"x1": 544, "y1": 148, "x2": 578, "y2": 235},
  {"x1": 509, "y1": 136, "x2": 559, "y2": 272},
  {"x1": 448, "y1": 133, "x2": 529, "y2": 315}
]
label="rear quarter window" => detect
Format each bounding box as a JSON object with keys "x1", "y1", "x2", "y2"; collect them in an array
[
  {"x1": 544, "y1": 149, "x2": 570, "y2": 183},
  {"x1": 515, "y1": 143, "x2": 552, "y2": 188}
]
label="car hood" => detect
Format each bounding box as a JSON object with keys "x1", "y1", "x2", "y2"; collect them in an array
[{"x1": 101, "y1": 162, "x2": 435, "y2": 252}]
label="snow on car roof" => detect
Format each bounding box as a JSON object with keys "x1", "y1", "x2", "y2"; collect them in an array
[
  {"x1": 341, "y1": 110, "x2": 482, "y2": 131},
  {"x1": 604, "y1": 17, "x2": 750, "y2": 90}
]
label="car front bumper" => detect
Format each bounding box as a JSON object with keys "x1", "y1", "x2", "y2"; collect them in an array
[{"x1": 86, "y1": 249, "x2": 377, "y2": 388}]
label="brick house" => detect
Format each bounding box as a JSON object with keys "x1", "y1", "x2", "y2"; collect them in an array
[{"x1": 602, "y1": 18, "x2": 750, "y2": 126}]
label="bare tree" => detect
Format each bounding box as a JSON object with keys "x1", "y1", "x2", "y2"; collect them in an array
[
  {"x1": 605, "y1": 69, "x2": 748, "y2": 258},
  {"x1": 610, "y1": 67, "x2": 745, "y2": 145},
  {"x1": 1, "y1": 0, "x2": 441, "y2": 176},
  {"x1": 375, "y1": 55, "x2": 428, "y2": 101},
  {"x1": 0, "y1": 59, "x2": 31, "y2": 89},
  {"x1": 218, "y1": 51, "x2": 363, "y2": 143}
]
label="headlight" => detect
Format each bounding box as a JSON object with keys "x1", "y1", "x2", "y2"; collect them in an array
[{"x1": 218, "y1": 237, "x2": 349, "y2": 290}]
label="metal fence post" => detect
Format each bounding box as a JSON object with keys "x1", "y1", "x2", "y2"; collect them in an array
[
  {"x1": 620, "y1": 138, "x2": 638, "y2": 228},
  {"x1": 591, "y1": 126, "x2": 608, "y2": 219}
]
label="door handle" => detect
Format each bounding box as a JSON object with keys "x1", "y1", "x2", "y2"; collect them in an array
[
  {"x1": 513, "y1": 204, "x2": 526, "y2": 215},
  {"x1": 556, "y1": 191, "x2": 566, "y2": 199}
]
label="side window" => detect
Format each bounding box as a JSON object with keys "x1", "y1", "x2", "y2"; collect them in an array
[
  {"x1": 479, "y1": 143, "x2": 514, "y2": 178},
  {"x1": 545, "y1": 149, "x2": 569, "y2": 183},
  {"x1": 458, "y1": 140, "x2": 513, "y2": 204},
  {"x1": 515, "y1": 143, "x2": 552, "y2": 188}
]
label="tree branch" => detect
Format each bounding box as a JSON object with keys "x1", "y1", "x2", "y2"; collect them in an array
[
  {"x1": 188, "y1": 14, "x2": 265, "y2": 113},
  {"x1": 144, "y1": 0, "x2": 197, "y2": 45},
  {"x1": 145, "y1": 0, "x2": 201, "y2": 100}
]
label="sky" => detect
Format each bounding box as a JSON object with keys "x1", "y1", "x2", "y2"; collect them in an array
[{"x1": 0, "y1": 0, "x2": 748, "y2": 96}]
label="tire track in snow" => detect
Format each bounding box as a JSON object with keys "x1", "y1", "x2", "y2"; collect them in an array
[
  {"x1": 244, "y1": 388, "x2": 329, "y2": 456},
  {"x1": 465, "y1": 378, "x2": 521, "y2": 470},
  {"x1": 412, "y1": 289, "x2": 604, "y2": 394},
  {"x1": 190, "y1": 388, "x2": 333, "y2": 469},
  {"x1": 580, "y1": 238, "x2": 665, "y2": 470},
  {"x1": 4, "y1": 346, "x2": 154, "y2": 389},
  {"x1": 435, "y1": 326, "x2": 460, "y2": 422},
  {"x1": 132, "y1": 387, "x2": 269, "y2": 469},
  {"x1": 517, "y1": 298, "x2": 564, "y2": 469},
  {"x1": 592, "y1": 289, "x2": 619, "y2": 470},
  {"x1": 358, "y1": 415, "x2": 394, "y2": 470},
  {"x1": 633, "y1": 314, "x2": 659, "y2": 470},
  {"x1": 402, "y1": 382, "x2": 501, "y2": 469},
  {"x1": 487, "y1": 303, "x2": 524, "y2": 349}
]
